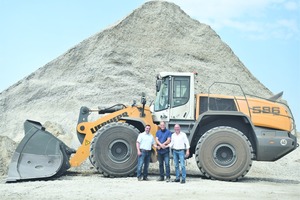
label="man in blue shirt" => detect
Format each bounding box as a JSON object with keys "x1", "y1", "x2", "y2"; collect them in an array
[{"x1": 155, "y1": 121, "x2": 172, "y2": 182}]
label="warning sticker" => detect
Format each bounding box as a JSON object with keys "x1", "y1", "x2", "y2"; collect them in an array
[{"x1": 85, "y1": 140, "x2": 90, "y2": 146}]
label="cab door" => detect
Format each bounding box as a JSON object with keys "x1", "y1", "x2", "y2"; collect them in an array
[
  {"x1": 152, "y1": 76, "x2": 171, "y2": 122},
  {"x1": 169, "y1": 76, "x2": 194, "y2": 120}
]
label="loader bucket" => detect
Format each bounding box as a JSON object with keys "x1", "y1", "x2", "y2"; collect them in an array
[{"x1": 6, "y1": 120, "x2": 75, "y2": 182}]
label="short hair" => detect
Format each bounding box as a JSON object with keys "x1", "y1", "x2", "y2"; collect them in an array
[
  {"x1": 174, "y1": 124, "x2": 180, "y2": 128},
  {"x1": 160, "y1": 121, "x2": 166, "y2": 125},
  {"x1": 145, "y1": 124, "x2": 151, "y2": 128}
]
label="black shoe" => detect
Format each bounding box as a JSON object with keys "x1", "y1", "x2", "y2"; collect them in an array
[
  {"x1": 181, "y1": 179, "x2": 186, "y2": 184},
  {"x1": 143, "y1": 177, "x2": 149, "y2": 181},
  {"x1": 166, "y1": 177, "x2": 170, "y2": 182},
  {"x1": 173, "y1": 179, "x2": 180, "y2": 182},
  {"x1": 157, "y1": 177, "x2": 164, "y2": 181},
  {"x1": 137, "y1": 177, "x2": 142, "y2": 181}
]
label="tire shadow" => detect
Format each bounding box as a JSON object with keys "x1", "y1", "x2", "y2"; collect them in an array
[
  {"x1": 63, "y1": 170, "x2": 300, "y2": 185},
  {"x1": 240, "y1": 176, "x2": 300, "y2": 184}
]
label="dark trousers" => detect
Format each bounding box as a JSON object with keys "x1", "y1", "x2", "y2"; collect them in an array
[{"x1": 157, "y1": 151, "x2": 170, "y2": 178}]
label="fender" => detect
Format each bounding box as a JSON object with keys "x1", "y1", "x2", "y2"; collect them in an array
[
  {"x1": 120, "y1": 117, "x2": 146, "y2": 132},
  {"x1": 189, "y1": 111, "x2": 258, "y2": 155}
]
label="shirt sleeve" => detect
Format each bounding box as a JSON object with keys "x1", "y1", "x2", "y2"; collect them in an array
[
  {"x1": 184, "y1": 133, "x2": 190, "y2": 149},
  {"x1": 155, "y1": 131, "x2": 160, "y2": 139},
  {"x1": 167, "y1": 130, "x2": 172, "y2": 138},
  {"x1": 137, "y1": 133, "x2": 142, "y2": 143}
]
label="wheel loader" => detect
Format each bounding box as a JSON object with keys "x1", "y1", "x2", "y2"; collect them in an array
[{"x1": 7, "y1": 72, "x2": 298, "y2": 182}]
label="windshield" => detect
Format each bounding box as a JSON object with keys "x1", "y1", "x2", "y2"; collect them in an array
[{"x1": 154, "y1": 77, "x2": 169, "y2": 111}]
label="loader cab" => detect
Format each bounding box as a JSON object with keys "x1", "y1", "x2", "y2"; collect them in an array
[{"x1": 152, "y1": 72, "x2": 195, "y2": 123}]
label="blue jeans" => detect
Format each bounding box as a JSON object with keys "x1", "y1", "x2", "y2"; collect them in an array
[
  {"x1": 157, "y1": 152, "x2": 170, "y2": 178},
  {"x1": 137, "y1": 151, "x2": 151, "y2": 178},
  {"x1": 173, "y1": 150, "x2": 186, "y2": 180}
]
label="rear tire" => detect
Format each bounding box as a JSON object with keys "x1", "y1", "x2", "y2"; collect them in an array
[
  {"x1": 90, "y1": 122, "x2": 139, "y2": 177},
  {"x1": 195, "y1": 126, "x2": 253, "y2": 181}
]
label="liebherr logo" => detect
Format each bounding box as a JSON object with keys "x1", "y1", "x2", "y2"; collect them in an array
[{"x1": 90, "y1": 112, "x2": 129, "y2": 134}]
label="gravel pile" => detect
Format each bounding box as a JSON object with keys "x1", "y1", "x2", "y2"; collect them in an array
[{"x1": 0, "y1": 136, "x2": 16, "y2": 176}]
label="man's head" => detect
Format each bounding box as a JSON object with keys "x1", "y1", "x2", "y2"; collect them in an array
[
  {"x1": 160, "y1": 121, "x2": 166, "y2": 131},
  {"x1": 145, "y1": 124, "x2": 151, "y2": 133},
  {"x1": 174, "y1": 124, "x2": 180, "y2": 134}
]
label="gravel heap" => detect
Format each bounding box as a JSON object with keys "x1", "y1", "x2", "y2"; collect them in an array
[{"x1": 0, "y1": 136, "x2": 16, "y2": 176}]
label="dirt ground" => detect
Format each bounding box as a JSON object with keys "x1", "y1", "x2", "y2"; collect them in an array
[
  {"x1": 1, "y1": 173, "x2": 299, "y2": 200},
  {"x1": 1, "y1": 148, "x2": 299, "y2": 200}
]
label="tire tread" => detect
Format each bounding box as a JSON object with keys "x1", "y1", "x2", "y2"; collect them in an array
[{"x1": 195, "y1": 126, "x2": 254, "y2": 181}]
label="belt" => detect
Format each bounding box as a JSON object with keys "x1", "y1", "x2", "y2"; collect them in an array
[
  {"x1": 140, "y1": 149, "x2": 151, "y2": 152},
  {"x1": 173, "y1": 149, "x2": 185, "y2": 151}
]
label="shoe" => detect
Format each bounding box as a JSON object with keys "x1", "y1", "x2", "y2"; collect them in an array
[
  {"x1": 143, "y1": 177, "x2": 149, "y2": 181},
  {"x1": 137, "y1": 177, "x2": 142, "y2": 181},
  {"x1": 173, "y1": 179, "x2": 180, "y2": 182},
  {"x1": 181, "y1": 180, "x2": 186, "y2": 184},
  {"x1": 166, "y1": 177, "x2": 170, "y2": 182},
  {"x1": 157, "y1": 177, "x2": 164, "y2": 181}
]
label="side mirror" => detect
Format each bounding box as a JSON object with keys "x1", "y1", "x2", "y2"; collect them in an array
[
  {"x1": 156, "y1": 80, "x2": 162, "y2": 92},
  {"x1": 141, "y1": 93, "x2": 146, "y2": 105}
]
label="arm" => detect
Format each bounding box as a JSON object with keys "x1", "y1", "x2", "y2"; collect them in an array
[
  {"x1": 136, "y1": 142, "x2": 141, "y2": 156},
  {"x1": 152, "y1": 136, "x2": 158, "y2": 149},
  {"x1": 163, "y1": 137, "x2": 171, "y2": 145},
  {"x1": 155, "y1": 137, "x2": 161, "y2": 150},
  {"x1": 160, "y1": 137, "x2": 170, "y2": 149},
  {"x1": 163, "y1": 130, "x2": 172, "y2": 148},
  {"x1": 152, "y1": 143, "x2": 158, "y2": 149},
  {"x1": 136, "y1": 134, "x2": 142, "y2": 156},
  {"x1": 184, "y1": 133, "x2": 190, "y2": 158},
  {"x1": 165, "y1": 134, "x2": 173, "y2": 148},
  {"x1": 185, "y1": 148, "x2": 190, "y2": 158}
]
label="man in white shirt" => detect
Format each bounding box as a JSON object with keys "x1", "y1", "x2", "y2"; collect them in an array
[
  {"x1": 167, "y1": 124, "x2": 190, "y2": 184},
  {"x1": 136, "y1": 124, "x2": 156, "y2": 181}
]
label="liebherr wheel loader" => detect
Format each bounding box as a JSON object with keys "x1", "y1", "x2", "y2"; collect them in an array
[{"x1": 7, "y1": 72, "x2": 298, "y2": 182}]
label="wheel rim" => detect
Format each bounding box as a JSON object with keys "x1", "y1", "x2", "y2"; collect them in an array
[
  {"x1": 108, "y1": 139, "x2": 131, "y2": 163},
  {"x1": 213, "y1": 144, "x2": 237, "y2": 167}
]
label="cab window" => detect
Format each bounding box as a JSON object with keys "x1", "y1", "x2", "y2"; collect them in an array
[{"x1": 172, "y1": 76, "x2": 190, "y2": 107}]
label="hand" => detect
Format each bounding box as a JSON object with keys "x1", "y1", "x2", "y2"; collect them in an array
[
  {"x1": 160, "y1": 144, "x2": 166, "y2": 149},
  {"x1": 138, "y1": 151, "x2": 142, "y2": 156},
  {"x1": 185, "y1": 151, "x2": 189, "y2": 158},
  {"x1": 157, "y1": 146, "x2": 161, "y2": 150}
]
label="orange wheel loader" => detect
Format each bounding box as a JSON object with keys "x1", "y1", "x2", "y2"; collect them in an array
[{"x1": 6, "y1": 72, "x2": 298, "y2": 182}]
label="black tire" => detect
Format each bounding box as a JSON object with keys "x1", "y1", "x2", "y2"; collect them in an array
[
  {"x1": 195, "y1": 126, "x2": 253, "y2": 181},
  {"x1": 90, "y1": 122, "x2": 139, "y2": 177},
  {"x1": 88, "y1": 156, "x2": 102, "y2": 173}
]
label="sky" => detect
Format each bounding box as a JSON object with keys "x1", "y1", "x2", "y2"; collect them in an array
[{"x1": 1, "y1": 0, "x2": 299, "y2": 129}]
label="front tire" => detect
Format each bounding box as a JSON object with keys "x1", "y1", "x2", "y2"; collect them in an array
[
  {"x1": 195, "y1": 126, "x2": 253, "y2": 181},
  {"x1": 90, "y1": 122, "x2": 139, "y2": 177}
]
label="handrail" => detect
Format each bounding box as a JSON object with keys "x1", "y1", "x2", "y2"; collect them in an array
[{"x1": 207, "y1": 82, "x2": 252, "y2": 119}]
